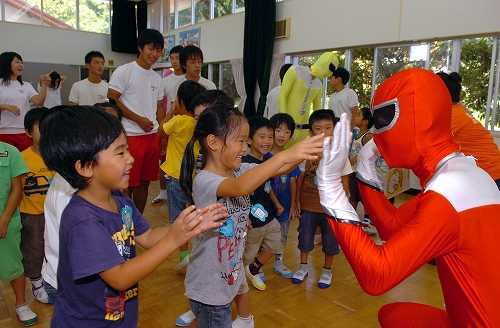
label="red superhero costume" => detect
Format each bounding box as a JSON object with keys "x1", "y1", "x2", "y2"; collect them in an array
[{"x1": 317, "y1": 68, "x2": 500, "y2": 327}]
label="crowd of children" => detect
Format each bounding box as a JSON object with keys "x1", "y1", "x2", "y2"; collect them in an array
[{"x1": 0, "y1": 28, "x2": 393, "y2": 328}]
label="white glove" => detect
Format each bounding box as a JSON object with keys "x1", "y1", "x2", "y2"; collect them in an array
[
  {"x1": 317, "y1": 113, "x2": 360, "y2": 224},
  {"x1": 356, "y1": 139, "x2": 384, "y2": 191}
]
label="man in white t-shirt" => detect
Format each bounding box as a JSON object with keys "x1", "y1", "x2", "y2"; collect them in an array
[
  {"x1": 69, "y1": 51, "x2": 108, "y2": 105},
  {"x1": 265, "y1": 63, "x2": 292, "y2": 119},
  {"x1": 165, "y1": 45, "x2": 216, "y2": 119},
  {"x1": 328, "y1": 67, "x2": 359, "y2": 131},
  {"x1": 107, "y1": 29, "x2": 165, "y2": 214}
]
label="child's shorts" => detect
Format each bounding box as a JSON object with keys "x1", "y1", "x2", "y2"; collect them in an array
[
  {"x1": 0, "y1": 213, "x2": 24, "y2": 282},
  {"x1": 243, "y1": 219, "x2": 283, "y2": 263},
  {"x1": 348, "y1": 172, "x2": 362, "y2": 203},
  {"x1": 297, "y1": 210, "x2": 340, "y2": 255}
]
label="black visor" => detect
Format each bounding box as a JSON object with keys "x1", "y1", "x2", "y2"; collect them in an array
[{"x1": 373, "y1": 98, "x2": 400, "y2": 133}]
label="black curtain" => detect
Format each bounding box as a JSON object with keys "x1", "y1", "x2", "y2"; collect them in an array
[
  {"x1": 111, "y1": 0, "x2": 148, "y2": 55},
  {"x1": 243, "y1": 0, "x2": 276, "y2": 117}
]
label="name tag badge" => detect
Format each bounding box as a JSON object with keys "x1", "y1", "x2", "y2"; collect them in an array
[
  {"x1": 219, "y1": 218, "x2": 234, "y2": 237},
  {"x1": 251, "y1": 204, "x2": 268, "y2": 222}
]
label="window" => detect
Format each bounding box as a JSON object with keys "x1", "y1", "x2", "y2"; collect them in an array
[{"x1": 2, "y1": 0, "x2": 111, "y2": 33}]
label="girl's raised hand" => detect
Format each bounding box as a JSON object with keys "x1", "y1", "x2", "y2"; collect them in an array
[{"x1": 285, "y1": 133, "x2": 324, "y2": 163}]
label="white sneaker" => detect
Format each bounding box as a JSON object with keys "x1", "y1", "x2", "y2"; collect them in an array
[
  {"x1": 363, "y1": 224, "x2": 378, "y2": 235},
  {"x1": 245, "y1": 265, "x2": 266, "y2": 290},
  {"x1": 15, "y1": 303, "x2": 37, "y2": 327},
  {"x1": 232, "y1": 315, "x2": 254, "y2": 328},
  {"x1": 175, "y1": 310, "x2": 196, "y2": 327},
  {"x1": 317, "y1": 269, "x2": 332, "y2": 289},
  {"x1": 175, "y1": 254, "x2": 190, "y2": 271},
  {"x1": 291, "y1": 266, "x2": 308, "y2": 284},
  {"x1": 32, "y1": 284, "x2": 51, "y2": 304}
]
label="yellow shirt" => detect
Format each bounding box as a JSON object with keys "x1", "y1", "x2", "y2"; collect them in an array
[
  {"x1": 20, "y1": 147, "x2": 55, "y2": 214},
  {"x1": 160, "y1": 115, "x2": 200, "y2": 179}
]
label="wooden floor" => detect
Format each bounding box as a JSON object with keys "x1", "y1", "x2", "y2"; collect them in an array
[{"x1": 0, "y1": 182, "x2": 445, "y2": 328}]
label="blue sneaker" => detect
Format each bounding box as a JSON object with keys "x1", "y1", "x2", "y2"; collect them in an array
[
  {"x1": 273, "y1": 264, "x2": 294, "y2": 278},
  {"x1": 258, "y1": 267, "x2": 266, "y2": 281},
  {"x1": 291, "y1": 267, "x2": 308, "y2": 284},
  {"x1": 176, "y1": 310, "x2": 195, "y2": 327}
]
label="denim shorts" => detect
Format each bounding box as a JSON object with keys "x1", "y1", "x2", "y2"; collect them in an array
[
  {"x1": 297, "y1": 210, "x2": 340, "y2": 255},
  {"x1": 189, "y1": 299, "x2": 232, "y2": 328},
  {"x1": 166, "y1": 176, "x2": 187, "y2": 225},
  {"x1": 279, "y1": 220, "x2": 291, "y2": 247}
]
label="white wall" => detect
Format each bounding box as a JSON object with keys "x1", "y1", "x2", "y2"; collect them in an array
[{"x1": 0, "y1": 21, "x2": 136, "y2": 67}]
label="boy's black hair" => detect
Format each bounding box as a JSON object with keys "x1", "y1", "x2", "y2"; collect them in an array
[
  {"x1": 0, "y1": 52, "x2": 23, "y2": 86},
  {"x1": 248, "y1": 116, "x2": 274, "y2": 139},
  {"x1": 180, "y1": 104, "x2": 247, "y2": 205},
  {"x1": 137, "y1": 29, "x2": 164, "y2": 50},
  {"x1": 177, "y1": 80, "x2": 208, "y2": 114},
  {"x1": 49, "y1": 71, "x2": 61, "y2": 90},
  {"x1": 279, "y1": 64, "x2": 293, "y2": 82},
  {"x1": 179, "y1": 45, "x2": 204, "y2": 74},
  {"x1": 24, "y1": 107, "x2": 48, "y2": 133},
  {"x1": 309, "y1": 109, "x2": 336, "y2": 127},
  {"x1": 332, "y1": 67, "x2": 350, "y2": 85},
  {"x1": 359, "y1": 107, "x2": 374, "y2": 129},
  {"x1": 94, "y1": 98, "x2": 123, "y2": 120},
  {"x1": 170, "y1": 45, "x2": 184, "y2": 56},
  {"x1": 84, "y1": 51, "x2": 104, "y2": 65},
  {"x1": 437, "y1": 71, "x2": 462, "y2": 103},
  {"x1": 191, "y1": 90, "x2": 234, "y2": 110},
  {"x1": 39, "y1": 105, "x2": 125, "y2": 190},
  {"x1": 269, "y1": 113, "x2": 295, "y2": 135}
]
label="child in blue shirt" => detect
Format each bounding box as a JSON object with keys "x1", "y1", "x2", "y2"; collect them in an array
[{"x1": 39, "y1": 105, "x2": 225, "y2": 327}]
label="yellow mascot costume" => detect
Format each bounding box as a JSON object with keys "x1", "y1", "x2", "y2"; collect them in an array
[{"x1": 278, "y1": 52, "x2": 338, "y2": 145}]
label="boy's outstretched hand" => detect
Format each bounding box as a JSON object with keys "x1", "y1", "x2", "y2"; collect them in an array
[{"x1": 169, "y1": 203, "x2": 226, "y2": 245}]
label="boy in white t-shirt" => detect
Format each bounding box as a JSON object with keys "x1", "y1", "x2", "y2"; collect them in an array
[
  {"x1": 107, "y1": 29, "x2": 165, "y2": 214},
  {"x1": 328, "y1": 67, "x2": 359, "y2": 131},
  {"x1": 69, "y1": 51, "x2": 108, "y2": 106}
]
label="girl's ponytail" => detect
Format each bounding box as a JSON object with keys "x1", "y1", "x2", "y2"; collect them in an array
[{"x1": 180, "y1": 139, "x2": 197, "y2": 206}]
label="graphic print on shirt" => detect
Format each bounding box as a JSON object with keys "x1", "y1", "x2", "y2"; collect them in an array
[
  {"x1": 104, "y1": 205, "x2": 138, "y2": 321},
  {"x1": 23, "y1": 171, "x2": 53, "y2": 196},
  {"x1": 217, "y1": 196, "x2": 250, "y2": 286}
]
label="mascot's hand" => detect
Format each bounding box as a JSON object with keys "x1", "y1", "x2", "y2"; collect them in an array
[
  {"x1": 357, "y1": 139, "x2": 384, "y2": 191},
  {"x1": 317, "y1": 114, "x2": 359, "y2": 222}
]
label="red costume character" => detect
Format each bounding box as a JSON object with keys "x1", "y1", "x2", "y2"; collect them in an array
[{"x1": 317, "y1": 68, "x2": 500, "y2": 327}]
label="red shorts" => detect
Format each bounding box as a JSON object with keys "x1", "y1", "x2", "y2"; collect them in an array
[
  {"x1": 0, "y1": 133, "x2": 33, "y2": 152},
  {"x1": 127, "y1": 134, "x2": 160, "y2": 187}
]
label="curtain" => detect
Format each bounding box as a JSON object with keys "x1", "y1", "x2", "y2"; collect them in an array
[
  {"x1": 230, "y1": 58, "x2": 246, "y2": 112},
  {"x1": 243, "y1": 0, "x2": 276, "y2": 117},
  {"x1": 268, "y1": 53, "x2": 286, "y2": 90},
  {"x1": 111, "y1": 1, "x2": 147, "y2": 54}
]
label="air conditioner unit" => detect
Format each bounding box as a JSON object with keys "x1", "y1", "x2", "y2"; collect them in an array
[{"x1": 275, "y1": 18, "x2": 290, "y2": 40}]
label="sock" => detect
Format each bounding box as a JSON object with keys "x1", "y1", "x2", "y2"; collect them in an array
[
  {"x1": 275, "y1": 254, "x2": 283, "y2": 266},
  {"x1": 300, "y1": 263, "x2": 308, "y2": 271},
  {"x1": 249, "y1": 257, "x2": 263, "y2": 275},
  {"x1": 362, "y1": 215, "x2": 371, "y2": 226},
  {"x1": 234, "y1": 314, "x2": 254, "y2": 326},
  {"x1": 157, "y1": 189, "x2": 167, "y2": 199},
  {"x1": 323, "y1": 267, "x2": 332, "y2": 271},
  {"x1": 30, "y1": 276, "x2": 43, "y2": 289},
  {"x1": 180, "y1": 250, "x2": 189, "y2": 262}
]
